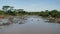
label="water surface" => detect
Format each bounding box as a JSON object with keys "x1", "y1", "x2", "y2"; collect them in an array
[{"x1": 0, "y1": 16, "x2": 60, "y2": 34}]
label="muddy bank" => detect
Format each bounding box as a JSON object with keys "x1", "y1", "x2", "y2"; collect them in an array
[
  {"x1": 0, "y1": 15, "x2": 27, "y2": 19},
  {"x1": 48, "y1": 17, "x2": 60, "y2": 23},
  {"x1": 0, "y1": 15, "x2": 6, "y2": 19}
]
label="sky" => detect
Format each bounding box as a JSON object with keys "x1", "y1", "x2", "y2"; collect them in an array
[{"x1": 0, "y1": 0, "x2": 60, "y2": 12}]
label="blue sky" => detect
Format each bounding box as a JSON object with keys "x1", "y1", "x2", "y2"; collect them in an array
[{"x1": 0, "y1": 0, "x2": 60, "y2": 11}]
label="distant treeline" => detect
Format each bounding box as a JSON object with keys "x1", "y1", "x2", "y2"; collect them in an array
[
  {"x1": 29, "y1": 10, "x2": 60, "y2": 18},
  {"x1": 0, "y1": 6, "x2": 60, "y2": 18},
  {"x1": 0, "y1": 6, "x2": 28, "y2": 16}
]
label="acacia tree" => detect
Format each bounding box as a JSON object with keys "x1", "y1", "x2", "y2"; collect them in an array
[
  {"x1": 2, "y1": 6, "x2": 14, "y2": 12},
  {"x1": 2, "y1": 6, "x2": 10, "y2": 12},
  {"x1": 2, "y1": 6, "x2": 14, "y2": 15}
]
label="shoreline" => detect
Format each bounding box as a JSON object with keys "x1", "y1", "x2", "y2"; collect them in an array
[
  {"x1": 48, "y1": 17, "x2": 60, "y2": 23},
  {"x1": 0, "y1": 15, "x2": 60, "y2": 23}
]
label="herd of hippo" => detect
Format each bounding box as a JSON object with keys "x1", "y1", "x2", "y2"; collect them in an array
[
  {"x1": 0, "y1": 16, "x2": 60, "y2": 26},
  {"x1": 0, "y1": 16, "x2": 27, "y2": 26}
]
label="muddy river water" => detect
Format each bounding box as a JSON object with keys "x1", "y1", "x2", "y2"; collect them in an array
[{"x1": 0, "y1": 15, "x2": 60, "y2": 34}]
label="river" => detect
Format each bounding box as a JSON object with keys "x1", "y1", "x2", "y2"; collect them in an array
[{"x1": 0, "y1": 15, "x2": 60, "y2": 34}]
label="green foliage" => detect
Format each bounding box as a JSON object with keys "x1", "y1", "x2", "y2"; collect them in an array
[
  {"x1": 1, "y1": 6, "x2": 27, "y2": 16},
  {"x1": 0, "y1": 10, "x2": 5, "y2": 15},
  {"x1": 0, "y1": 6, "x2": 60, "y2": 18},
  {"x1": 39, "y1": 10, "x2": 60, "y2": 18},
  {"x1": 28, "y1": 10, "x2": 60, "y2": 18}
]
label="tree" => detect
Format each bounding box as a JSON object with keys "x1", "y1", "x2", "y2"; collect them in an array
[
  {"x1": 50, "y1": 10, "x2": 58, "y2": 17},
  {"x1": 2, "y1": 6, "x2": 14, "y2": 12},
  {"x1": 45, "y1": 10, "x2": 49, "y2": 12},
  {"x1": 2, "y1": 6, "x2": 10, "y2": 12},
  {"x1": 18, "y1": 9, "x2": 24, "y2": 13}
]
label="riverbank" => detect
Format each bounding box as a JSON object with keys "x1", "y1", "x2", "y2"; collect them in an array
[
  {"x1": 0, "y1": 15, "x2": 6, "y2": 19},
  {"x1": 0, "y1": 15, "x2": 60, "y2": 26},
  {"x1": 48, "y1": 17, "x2": 60, "y2": 23},
  {"x1": 0, "y1": 15, "x2": 60, "y2": 34},
  {"x1": 0, "y1": 15, "x2": 28, "y2": 26}
]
